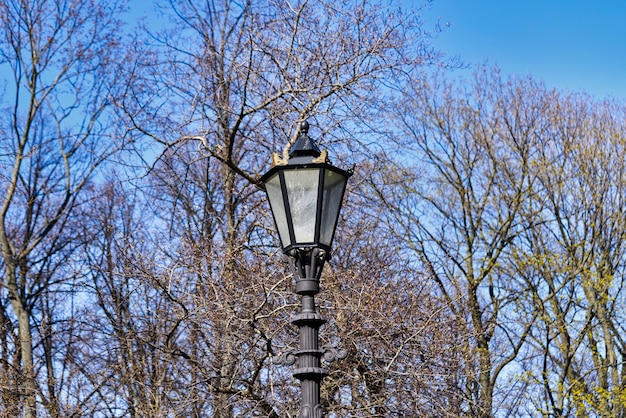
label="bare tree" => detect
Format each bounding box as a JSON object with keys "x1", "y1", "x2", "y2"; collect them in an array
[
  {"x1": 0, "y1": 0, "x2": 131, "y2": 415},
  {"x1": 318, "y1": 186, "x2": 468, "y2": 416},
  {"x1": 114, "y1": 0, "x2": 444, "y2": 416},
  {"x1": 383, "y1": 68, "x2": 626, "y2": 418},
  {"x1": 372, "y1": 68, "x2": 544, "y2": 417},
  {"x1": 514, "y1": 93, "x2": 626, "y2": 417},
  {"x1": 0, "y1": 0, "x2": 479, "y2": 416}
]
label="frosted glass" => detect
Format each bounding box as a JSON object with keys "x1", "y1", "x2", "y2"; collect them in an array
[
  {"x1": 320, "y1": 169, "x2": 347, "y2": 246},
  {"x1": 284, "y1": 169, "x2": 320, "y2": 244},
  {"x1": 265, "y1": 173, "x2": 291, "y2": 247}
]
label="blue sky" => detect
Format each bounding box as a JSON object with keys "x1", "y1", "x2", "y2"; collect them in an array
[{"x1": 424, "y1": 0, "x2": 626, "y2": 99}]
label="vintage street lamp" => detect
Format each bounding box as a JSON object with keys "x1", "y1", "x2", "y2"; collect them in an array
[{"x1": 260, "y1": 121, "x2": 352, "y2": 418}]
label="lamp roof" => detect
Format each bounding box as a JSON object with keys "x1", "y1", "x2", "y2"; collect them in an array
[{"x1": 289, "y1": 121, "x2": 321, "y2": 158}]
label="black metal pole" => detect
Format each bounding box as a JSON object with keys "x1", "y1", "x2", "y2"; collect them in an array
[
  {"x1": 287, "y1": 248, "x2": 328, "y2": 418},
  {"x1": 293, "y1": 294, "x2": 326, "y2": 418}
]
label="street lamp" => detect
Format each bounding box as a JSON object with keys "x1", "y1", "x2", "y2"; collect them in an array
[{"x1": 260, "y1": 121, "x2": 352, "y2": 418}]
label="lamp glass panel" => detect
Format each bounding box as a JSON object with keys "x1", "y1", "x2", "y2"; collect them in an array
[
  {"x1": 264, "y1": 172, "x2": 291, "y2": 248},
  {"x1": 320, "y1": 169, "x2": 348, "y2": 246},
  {"x1": 283, "y1": 168, "x2": 320, "y2": 244}
]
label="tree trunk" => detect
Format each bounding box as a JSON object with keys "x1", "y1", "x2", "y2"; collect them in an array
[{"x1": 5, "y1": 261, "x2": 37, "y2": 418}]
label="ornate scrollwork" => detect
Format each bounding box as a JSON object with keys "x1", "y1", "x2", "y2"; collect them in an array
[
  {"x1": 321, "y1": 345, "x2": 347, "y2": 363},
  {"x1": 274, "y1": 348, "x2": 298, "y2": 366}
]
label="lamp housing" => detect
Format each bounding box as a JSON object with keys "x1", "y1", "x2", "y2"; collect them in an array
[{"x1": 260, "y1": 122, "x2": 352, "y2": 256}]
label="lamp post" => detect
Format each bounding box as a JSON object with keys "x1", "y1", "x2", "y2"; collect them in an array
[{"x1": 260, "y1": 121, "x2": 352, "y2": 418}]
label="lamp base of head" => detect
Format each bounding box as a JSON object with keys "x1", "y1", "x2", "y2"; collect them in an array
[{"x1": 283, "y1": 247, "x2": 328, "y2": 289}]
